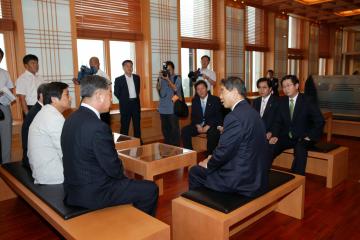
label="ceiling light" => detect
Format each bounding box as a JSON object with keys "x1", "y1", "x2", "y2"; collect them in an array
[
  {"x1": 335, "y1": 9, "x2": 360, "y2": 17},
  {"x1": 295, "y1": 0, "x2": 333, "y2": 5}
]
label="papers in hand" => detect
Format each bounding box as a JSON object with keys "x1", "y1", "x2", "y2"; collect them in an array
[{"x1": 0, "y1": 87, "x2": 16, "y2": 105}]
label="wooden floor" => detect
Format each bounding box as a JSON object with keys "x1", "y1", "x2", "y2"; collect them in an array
[{"x1": 1, "y1": 135, "x2": 360, "y2": 239}]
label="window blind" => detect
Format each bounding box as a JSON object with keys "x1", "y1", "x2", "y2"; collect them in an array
[
  {"x1": 0, "y1": 0, "x2": 14, "y2": 31},
  {"x1": 75, "y1": 0, "x2": 142, "y2": 40},
  {"x1": 319, "y1": 24, "x2": 330, "y2": 58},
  {"x1": 245, "y1": 6, "x2": 267, "y2": 52}
]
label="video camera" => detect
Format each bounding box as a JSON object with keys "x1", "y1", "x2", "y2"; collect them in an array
[
  {"x1": 161, "y1": 62, "x2": 170, "y2": 78},
  {"x1": 188, "y1": 68, "x2": 202, "y2": 82},
  {"x1": 77, "y1": 65, "x2": 98, "y2": 81}
]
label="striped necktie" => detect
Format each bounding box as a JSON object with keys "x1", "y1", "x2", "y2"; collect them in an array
[{"x1": 289, "y1": 98, "x2": 294, "y2": 138}]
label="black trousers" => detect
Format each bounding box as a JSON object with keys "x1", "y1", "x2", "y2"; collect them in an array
[
  {"x1": 271, "y1": 136, "x2": 314, "y2": 175},
  {"x1": 160, "y1": 113, "x2": 180, "y2": 146},
  {"x1": 181, "y1": 125, "x2": 220, "y2": 155},
  {"x1": 188, "y1": 165, "x2": 207, "y2": 190},
  {"x1": 120, "y1": 100, "x2": 141, "y2": 139}
]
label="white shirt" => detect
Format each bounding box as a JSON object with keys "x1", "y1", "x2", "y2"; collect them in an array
[
  {"x1": 198, "y1": 68, "x2": 216, "y2": 92},
  {"x1": 16, "y1": 70, "x2": 45, "y2": 105},
  {"x1": 125, "y1": 74, "x2": 137, "y2": 98},
  {"x1": 81, "y1": 102, "x2": 100, "y2": 119},
  {"x1": 200, "y1": 94, "x2": 208, "y2": 112},
  {"x1": 28, "y1": 104, "x2": 65, "y2": 184},
  {"x1": 260, "y1": 94, "x2": 271, "y2": 117},
  {"x1": 95, "y1": 69, "x2": 111, "y2": 84},
  {"x1": 0, "y1": 68, "x2": 14, "y2": 106},
  {"x1": 289, "y1": 93, "x2": 299, "y2": 107}
]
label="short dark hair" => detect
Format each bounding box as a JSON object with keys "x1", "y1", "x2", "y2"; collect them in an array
[
  {"x1": 43, "y1": 82, "x2": 69, "y2": 105},
  {"x1": 267, "y1": 69, "x2": 274, "y2": 75},
  {"x1": 0, "y1": 48, "x2": 4, "y2": 59},
  {"x1": 80, "y1": 75, "x2": 109, "y2": 98},
  {"x1": 37, "y1": 83, "x2": 48, "y2": 100},
  {"x1": 166, "y1": 61, "x2": 175, "y2": 69},
  {"x1": 23, "y1": 54, "x2": 38, "y2": 65},
  {"x1": 256, "y1": 77, "x2": 272, "y2": 88},
  {"x1": 201, "y1": 55, "x2": 211, "y2": 62},
  {"x1": 221, "y1": 76, "x2": 247, "y2": 97},
  {"x1": 194, "y1": 80, "x2": 208, "y2": 89},
  {"x1": 122, "y1": 60, "x2": 133, "y2": 67},
  {"x1": 281, "y1": 75, "x2": 299, "y2": 86}
]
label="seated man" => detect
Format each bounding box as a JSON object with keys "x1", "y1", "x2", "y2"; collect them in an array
[
  {"x1": 61, "y1": 75, "x2": 158, "y2": 216},
  {"x1": 252, "y1": 78, "x2": 279, "y2": 140},
  {"x1": 181, "y1": 80, "x2": 222, "y2": 155},
  {"x1": 269, "y1": 75, "x2": 325, "y2": 175},
  {"x1": 28, "y1": 82, "x2": 71, "y2": 184},
  {"x1": 22, "y1": 83, "x2": 47, "y2": 169},
  {"x1": 189, "y1": 77, "x2": 269, "y2": 198}
]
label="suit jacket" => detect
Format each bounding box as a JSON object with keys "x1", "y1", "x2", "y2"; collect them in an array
[
  {"x1": 61, "y1": 106, "x2": 128, "y2": 209},
  {"x1": 22, "y1": 102, "x2": 42, "y2": 167},
  {"x1": 191, "y1": 94, "x2": 223, "y2": 127},
  {"x1": 253, "y1": 95, "x2": 279, "y2": 133},
  {"x1": 272, "y1": 93, "x2": 325, "y2": 141},
  {"x1": 205, "y1": 100, "x2": 269, "y2": 197},
  {"x1": 270, "y1": 78, "x2": 279, "y2": 96},
  {"x1": 114, "y1": 74, "x2": 140, "y2": 110}
]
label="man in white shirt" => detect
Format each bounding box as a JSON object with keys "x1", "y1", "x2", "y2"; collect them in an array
[
  {"x1": 0, "y1": 48, "x2": 15, "y2": 164},
  {"x1": 16, "y1": 54, "x2": 45, "y2": 115},
  {"x1": 28, "y1": 82, "x2": 71, "y2": 184},
  {"x1": 197, "y1": 55, "x2": 216, "y2": 93}
]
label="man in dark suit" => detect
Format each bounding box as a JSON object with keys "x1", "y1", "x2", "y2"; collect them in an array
[
  {"x1": 61, "y1": 75, "x2": 158, "y2": 216},
  {"x1": 269, "y1": 75, "x2": 325, "y2": 175},
  {"x1": 21, "y1": 83, "x2": 47, "y2": 168},
  {"x1": 253, "y1": 78, "x2": 279, "y2": 140},
  {"x1": 181, "y1": 80, "x2": 222, "y2": 155},
  {"x1": 267, "y1": 70, "x2": 279, "y2": 96},
  {"x1": 188, "y1": 77, "x2": 269, "y2": 198},
  {"x1": 114, "y1": 60, "x2": 141, "y2": 139}
]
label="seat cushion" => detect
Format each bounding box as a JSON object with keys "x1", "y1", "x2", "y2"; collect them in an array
[
  {"x1": 181, "y1": 170, "x2": 295, "y2": 214},
  {"x1": 309, "y1": 142, "x2": 340, "y2": 153},
  {"x1": 2, "y1": 161, "x2": 91, "y2": 220}
]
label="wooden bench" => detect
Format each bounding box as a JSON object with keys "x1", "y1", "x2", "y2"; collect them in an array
[
  {"x1": 192, "y1": 134, "x2": 207, "y2": 152},
  {"x1": 273, "y1": 146, "x2": 349, "y2": 188},
  {"x1": 172, "y1": 170, "x2": 305, "y2": 240},
  {"x1": 0, "y1": 162, "x2": 170, "y2": 240}
]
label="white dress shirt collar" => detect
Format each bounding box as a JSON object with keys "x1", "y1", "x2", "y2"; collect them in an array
[
  {"x1": 81, "y1": 103, "x2": 100, "y2": 119},
  {"x1": 289, "y1": 93, "x2": 299, "y2": 105},
  {"x1": 231, "y1": 99, "x2": 244, "y2": 111}
]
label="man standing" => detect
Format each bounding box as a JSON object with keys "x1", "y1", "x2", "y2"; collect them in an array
[
  {"x1": 114, "y1": 60, "x2": 141, "y2": 139},
  {"x1": 61, "y1": 75, "x2": 158, "y2": 216},
  {"x1": 28, "y1": 82, "x2": 71, "y2": 184},
  {"x1": 198, "y1": 55, "x2": 216, "y2": 93},
  {"x1": 269, "y1": 75, "x2": 325, "y2": 175},
  {"x1": 0, "y1": 48, "x2": 15, "y2": 164},
  {"x1": 266, "y1": 70, "x2": 279, "y2": 96},
  {"x1": 16, "y1": 54, "x2": 45, "y2": 115},
  {"x1": 181, "y1": 80, "x2": 222, "y2": 155},
  {"x1": 253, "y1": 78, "x2": 279, "y2": 140},
  {"x1": 189, "y1": 77, "x2": 269, "y2": 198}
]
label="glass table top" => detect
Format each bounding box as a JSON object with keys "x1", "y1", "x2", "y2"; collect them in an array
[{"x1": 118, "y1": 143, "x2": 192, "y2": 162}]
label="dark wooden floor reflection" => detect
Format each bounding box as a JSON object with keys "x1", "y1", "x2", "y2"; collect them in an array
[{"x1": 1, "y1": 135, "x2": 359, "y2": 239}]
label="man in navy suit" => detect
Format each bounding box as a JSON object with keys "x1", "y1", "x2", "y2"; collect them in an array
[
  {"x1": 114, "y1": 60, "x2": 141, "y2": 139},
  {"x1": 267, "y1": 70, "x2": 279, "y2": 96},
  {"x1": 253, "y1": 78, "x2": 279, "y2": 140},
  {"x1": 188, "y1": 77, "x2": 269, "y2": 198},
  {"x1": 181, "y1": 80, "x2": 223, "y2": 155},
  {"x1": 269, "y1": 75, "x2": 325, "y2": 175},
  {"x1": 61, "y1": 75, "x2": 158, "y2": 216},
  {"x1": 21, "y1": 83, "x2": 47, "y2": 168}
]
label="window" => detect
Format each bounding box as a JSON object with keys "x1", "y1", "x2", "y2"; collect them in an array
[
  {"x1": 288, "y1": 16, "x2": 301, "y2": 49},
  {"x1": 0, "y1": 33, "x2": 7, "y2": 70},
  {"x1": 287, "y1": 59, "x2": 300, "y2": 77},
  {"x1": 245, "y1": 6, "x2": 267, "y2": 51},
  {"x1": 76, "y1": 39, "x2": 136, "y2": 104},
  {"x1": 181, "y1": 48, "x2": 213, "y2": 97},
  {"x1": 245, "y1": 51, "x2": 264, "y2": 92},
  {"x1": 319, "y1": 58, "x2": 327, "y2": 75}
]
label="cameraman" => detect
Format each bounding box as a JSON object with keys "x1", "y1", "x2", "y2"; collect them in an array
[
  {"x1": 197, "y1": 55, "x2": 216, "y2": 93},
  {"x1": 156, "y1": 61, "x2": 182, "y2": 146}
]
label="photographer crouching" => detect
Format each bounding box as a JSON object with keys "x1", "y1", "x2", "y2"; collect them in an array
[{"x1": 156, "y1": 61, "x2": 183, "y2": 146}]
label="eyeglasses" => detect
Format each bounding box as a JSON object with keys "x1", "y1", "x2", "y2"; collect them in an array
[{"x1": 282, "y1": 83, "x2": 294, "y2": 89}]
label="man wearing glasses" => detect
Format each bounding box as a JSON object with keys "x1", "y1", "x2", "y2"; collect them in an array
[{"x1": 268, "y1": 75, "x2": 324, "y2": 175}]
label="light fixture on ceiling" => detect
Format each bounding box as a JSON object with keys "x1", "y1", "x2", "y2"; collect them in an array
[
  {"x1": 295, "y1": 0, "x2": 333, "y2": 5},
  {"x1": 335, "y1": 9, "x2": 360, "y2": 17}
]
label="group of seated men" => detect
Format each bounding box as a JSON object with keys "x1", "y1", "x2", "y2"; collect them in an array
[{"x1": 19, "y1": 71, "x2": 324, "y2": 217}]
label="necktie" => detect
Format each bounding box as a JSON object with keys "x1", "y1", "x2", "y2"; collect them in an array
[
  {"x1": 201, "y1": 100, "x2": 206, "y2": 126},
  {"x1": 289, "y1": 98, "x2": 294, "y2": 138},
  {"x1": 260, "y1": 99, "x2": 266, "y2": 117}
]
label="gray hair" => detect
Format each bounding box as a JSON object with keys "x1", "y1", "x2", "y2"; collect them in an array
[
  {"x1": 221, "y1": 76, "x2": 247, "y2": 97},
  {"x1": 80, "y1": 75, "x2": 109, "y2": 98}
]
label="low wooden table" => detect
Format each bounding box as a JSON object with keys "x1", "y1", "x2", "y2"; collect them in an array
[
  {"x1": 113, "y1": 133, "x2": 141, "y2": 150},
  {"x1": 118, "y1": 143, "x2": 197, "y2": 195}
]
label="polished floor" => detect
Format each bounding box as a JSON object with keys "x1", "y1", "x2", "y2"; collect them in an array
[{"x1": 0, "y1": 134, "x2": 359, "y2": 239}]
